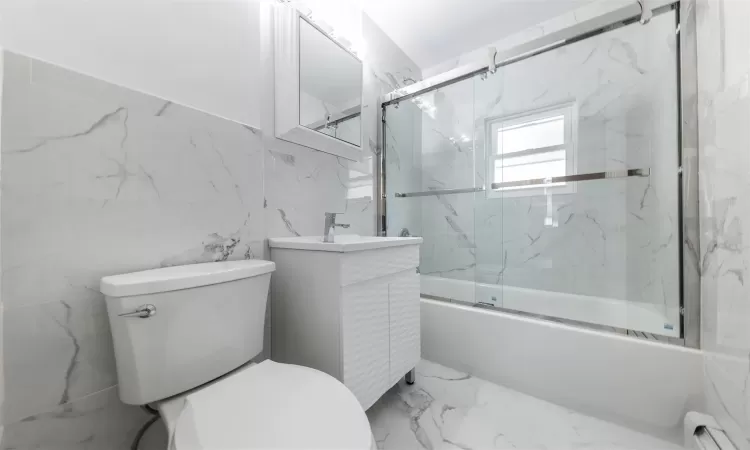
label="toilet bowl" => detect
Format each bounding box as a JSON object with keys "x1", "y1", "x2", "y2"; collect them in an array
[
  {"x1": 159, "y1": 360, "x2": 373, "y2": 450},
  {"x1": 100, "y1": 260, "x2": 373, "y2": 449}
]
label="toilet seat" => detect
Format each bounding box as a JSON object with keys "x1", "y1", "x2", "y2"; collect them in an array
[{"x1": 161, "y1": 360, "x2": 373, "y2": 450}]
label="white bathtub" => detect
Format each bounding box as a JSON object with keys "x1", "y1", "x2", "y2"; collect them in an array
[
  {"x1": 421, "y1": 274, "x2": 681, "y2": 338},
  {"x1": 420, "y1": 298, "x2": 705, "y2": 444}
]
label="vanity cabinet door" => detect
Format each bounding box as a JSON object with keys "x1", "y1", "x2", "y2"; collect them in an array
[
  {"x1": 388, "y1": 270, "x2": 421, "y2": 385},
  {"x1": 341, "y1": 278, "x2": 391, "y2": 410}
]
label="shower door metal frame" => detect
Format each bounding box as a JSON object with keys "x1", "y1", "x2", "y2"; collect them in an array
[
  {"x1": 677, "y1": 0, "x2": 700, "y2": 349},
  {"x1": 376, "y1": 0, "x2": 700, "y2": 348}
]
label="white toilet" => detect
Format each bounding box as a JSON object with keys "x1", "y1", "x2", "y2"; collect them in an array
[{"x1": 101, "y1": 260, "x2": 374, "y2": 450}]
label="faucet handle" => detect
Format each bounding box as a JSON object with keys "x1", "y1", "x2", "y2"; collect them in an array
[{"x1": 323, "y1": 212, "x2": 348, "y2": 243}]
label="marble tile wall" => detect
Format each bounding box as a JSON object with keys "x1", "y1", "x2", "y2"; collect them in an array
[
  {"x1": 696, "y1": 0, "x2": 750, "y2": 447},
  {"x1": 386, "y1": 11, "x2": 682, "y2": 327},
  {"x1": 0, "y1": 8, "x2": 421, "y2": 449},
  {"x1": 0, "y1": 51, "x2": 265, "y2": 448}
]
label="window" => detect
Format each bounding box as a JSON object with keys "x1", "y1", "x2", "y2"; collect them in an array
[{"x1": 486, "y1": 103, "x2": 576, "y2": 198}]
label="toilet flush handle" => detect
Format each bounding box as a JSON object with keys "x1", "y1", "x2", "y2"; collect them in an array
[{"x1": 118, "y1": 304, "x2": 157, "y2": 319}]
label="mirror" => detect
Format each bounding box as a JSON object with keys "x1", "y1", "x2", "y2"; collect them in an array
[
  {"x1": 298, "y1": 17, "x2": 362, "y2": 147},
  {"x1": 273, "y1": 5, "x2": 363, "y2": 161}
]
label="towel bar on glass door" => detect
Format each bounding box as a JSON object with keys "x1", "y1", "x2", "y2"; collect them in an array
[
  {"x1": 394, "y1": 186, "x2": 486, "y2": 198},
  {"x1": 393, "y1": 168, "x2": 650, "y2": 198}
]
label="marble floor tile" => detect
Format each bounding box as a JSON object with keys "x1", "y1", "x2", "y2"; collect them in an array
[
  {"x1": 136, "y1": 359, "x2": 684, "y2": 450},
  {"x1": 367, "y1": 360, "x2": 684, "y2": 450}
]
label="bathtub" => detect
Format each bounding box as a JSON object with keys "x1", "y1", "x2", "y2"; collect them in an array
[
  {"x1": 421, "y1": 274, "x2": 681, "y2": 338},
  {"x1": 420, "y1": 298, "x2": 705, "y2": 444}
]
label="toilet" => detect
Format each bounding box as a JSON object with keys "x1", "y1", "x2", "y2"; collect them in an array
[{"x1": 101, "y1": 260, "x2": 374, "y2": 450}]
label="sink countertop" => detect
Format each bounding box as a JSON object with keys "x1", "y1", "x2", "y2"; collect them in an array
[{"x1": 268, "y1": 235, "x2": 423, "y2": 253}]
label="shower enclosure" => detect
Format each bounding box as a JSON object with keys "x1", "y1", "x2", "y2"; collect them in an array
[{"x1": 379, "y1": 2, "x2": 699, "y2": 346}]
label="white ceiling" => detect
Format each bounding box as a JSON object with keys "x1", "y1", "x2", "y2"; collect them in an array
[{"x1": 364, "y1": 0, "x2": 595, "y2": 70}]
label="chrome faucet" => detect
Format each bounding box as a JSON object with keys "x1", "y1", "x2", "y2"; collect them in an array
[{"x1": 323, "y1": 212, "x2": 350, "y2": 243}]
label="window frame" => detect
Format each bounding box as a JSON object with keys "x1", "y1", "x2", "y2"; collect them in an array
[{"x1": 485, "y1": 102, "x2": 578, "y2": 199}]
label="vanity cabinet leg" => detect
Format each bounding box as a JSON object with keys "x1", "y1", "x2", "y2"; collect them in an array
[{"x1": 405, "y1": 368, "x2": 416, "y2": 385}]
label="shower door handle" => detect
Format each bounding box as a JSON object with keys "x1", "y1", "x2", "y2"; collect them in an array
[{"x1": 490, "y1": 168, "x2": 650, "y2": 190}]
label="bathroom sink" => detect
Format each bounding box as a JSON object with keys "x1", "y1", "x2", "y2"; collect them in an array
[
  {"x1": 268, "y1": 233, "x2": 422, "y2": 409},
  {"x1": 268, "y1": 234, "x2": 423, "y2": 252}
]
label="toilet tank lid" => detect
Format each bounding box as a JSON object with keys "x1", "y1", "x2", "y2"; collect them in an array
[{"x1": 100, "y1": 260, "x2": 275, "y2": 297}]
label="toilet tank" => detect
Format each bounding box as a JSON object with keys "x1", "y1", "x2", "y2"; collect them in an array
[{"x1": 101, "y1": 260, "x2": 275, "y2": 405}]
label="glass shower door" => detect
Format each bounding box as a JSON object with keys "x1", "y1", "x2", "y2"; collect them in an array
[
  {"x1": 472, "y1": 8, "x2": 682, "y2": 338},
  {"x1": 384, "y1": 76, "x2": 481, "y2": 306}
]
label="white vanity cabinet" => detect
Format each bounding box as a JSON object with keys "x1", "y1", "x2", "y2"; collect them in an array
[{"x1": 269, "y1": 236, "x2": 422, "y2": 410}]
